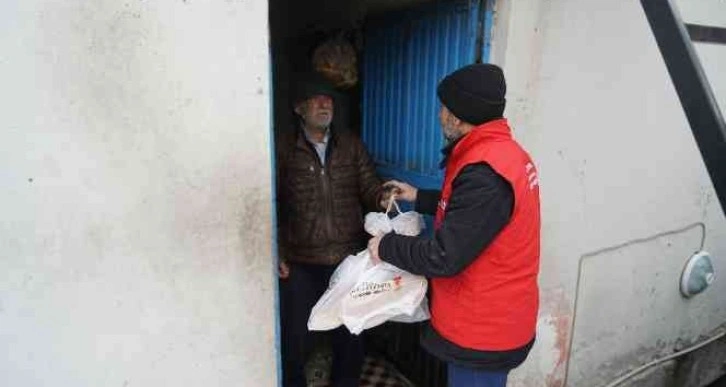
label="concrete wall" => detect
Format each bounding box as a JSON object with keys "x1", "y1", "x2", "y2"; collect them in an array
[
  {"x1": 491, "y1": 0, "x2": 726, "y2": 386},
  {"x1": 677, "y1": 0, "x2": 726, "y2": 118},
  {"x1": 0, "y1": 1, "x2": 278, "y2": 386}
]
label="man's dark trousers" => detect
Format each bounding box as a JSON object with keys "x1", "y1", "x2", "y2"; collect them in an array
[{"x1": 280, "y1": 262, "x2": 364, "y2": 387}]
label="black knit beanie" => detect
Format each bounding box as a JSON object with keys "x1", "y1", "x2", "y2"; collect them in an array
[{"x1": 436, "y1": 64, "x2": 506, "y2": 125}]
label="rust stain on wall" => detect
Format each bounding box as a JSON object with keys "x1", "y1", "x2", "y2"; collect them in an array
[{"x1": 546, "y1": 289, "x2": 572, "y2": 387}]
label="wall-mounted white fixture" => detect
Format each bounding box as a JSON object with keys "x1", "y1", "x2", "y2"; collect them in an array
[{"x1": 680, "y1": 251, "x2": 715, "y2": 298}]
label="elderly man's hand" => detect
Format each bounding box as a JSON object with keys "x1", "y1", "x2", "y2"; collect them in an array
[
  {"x1": 379, "y1": 186, "x2": 396, "y2": 210},
  {"x1": 384, "y1": 180, "x2": 418, "y2": 202},
  {"x1": 278, "y1": 261, "x2": 290, "y2": 279},
  {"x1": 379, "y1": 180, "x2": 418, "y2": 209},
  {"x1": 367, "y1": 235, "x2": 383, "y2": 265}
]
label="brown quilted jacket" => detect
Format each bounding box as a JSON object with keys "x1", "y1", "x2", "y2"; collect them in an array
[{"x1": 275, "y1": 127, "x2": 383, "y2": 265}]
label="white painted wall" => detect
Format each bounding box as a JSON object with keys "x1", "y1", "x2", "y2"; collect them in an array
[
  {"x1": 0, "y1": 1, "x2": 278, "y2": 386},
  {"x1": 492, "y1": 0, "x2": 726, "y2": 386},
  {"x1": 676, "y1": 0, "x2": 726, "y2": 28},
  {"x1": 695, "y1": 43, "x2": 726, "y2": 118},
  {"x1": 676, "y1": 0, "x2": 726, "y2": 120}
]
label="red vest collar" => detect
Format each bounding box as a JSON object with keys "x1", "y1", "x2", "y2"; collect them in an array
[{"x1": 449, "y1": 118, "x2": 511, "y2": 165}]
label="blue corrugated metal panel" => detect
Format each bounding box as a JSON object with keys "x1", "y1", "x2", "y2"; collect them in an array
[
  {"x1": 362, "y1": 0, "x2": 493, "y2": 189},
  {"x1": 483, "y1": 0, "x2": 494, "y2": 63}
]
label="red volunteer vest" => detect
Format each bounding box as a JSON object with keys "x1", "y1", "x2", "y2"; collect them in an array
[{"x1": 432, "y1": 118, "x2": 540, "y2": 351}]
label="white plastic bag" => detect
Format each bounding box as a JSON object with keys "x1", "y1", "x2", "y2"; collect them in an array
[
  {"x1": 307, "y1": 250, "x2": 375, "y2": 331},
  {"x1": 341, "y1": 262, "x2": 429, "y2": 334},
  {"x1": 364, "y1": 198, "x2": 425, "y2": 237},
  {"x1": 364, "y1": 212, "x2": 393, "y2": 236},
  {"x1": 308, "y1": 198, "x2": 430, "y2": 334},
  {"x1": 390, "y1": 297, "x2": 430, "y2": 323},
  {"x1": 390, "y1": 211, "x2": 425, "y2": 236}
]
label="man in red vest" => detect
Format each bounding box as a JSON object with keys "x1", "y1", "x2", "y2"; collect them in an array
[{"x1": 368, "y1": 64, "x2": 541, "y2": 387}]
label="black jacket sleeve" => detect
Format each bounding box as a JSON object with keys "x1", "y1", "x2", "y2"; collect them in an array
[
  {"x1": 414, "y1": 189, "x2": 441, "y2": 215},
  {"x1": 379, "y1": 163, "x2": 513, "y2": 277}
]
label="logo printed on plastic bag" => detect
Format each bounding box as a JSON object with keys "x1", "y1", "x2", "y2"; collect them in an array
[{"x1": 350, "y1": 275, "x2": 402, "y2": 298}]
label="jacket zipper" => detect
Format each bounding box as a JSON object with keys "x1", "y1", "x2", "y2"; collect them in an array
[
  {"x1": 305, "y1": 139, "x2": 336, "y2": 246},
  {"x1": 320, "y1": 166, "x2": 335, "y2": 245}
]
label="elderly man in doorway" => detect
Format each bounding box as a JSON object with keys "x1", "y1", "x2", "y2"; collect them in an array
[
  {"x1": 275, "y1": 73, "x2": 390, "y2": 387},
  {"x1": 368, "y1": 64, "x2": 541, "y2": 387}
]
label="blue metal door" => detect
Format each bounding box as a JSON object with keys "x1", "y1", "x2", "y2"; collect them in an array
[{"x1": 362, "y1": 0, "x2": 493, "y2": 192}]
